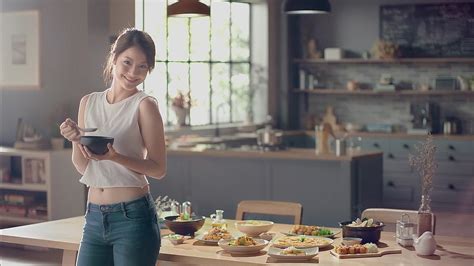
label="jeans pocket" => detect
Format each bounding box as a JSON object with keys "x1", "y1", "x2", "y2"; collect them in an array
[{"x1": 122, "y1": 207, "x2": 150, "y2": 221}]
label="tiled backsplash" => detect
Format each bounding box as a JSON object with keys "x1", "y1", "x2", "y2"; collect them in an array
[{"x1": 299, "y1": 64, "x2": 474, "y2": 134}]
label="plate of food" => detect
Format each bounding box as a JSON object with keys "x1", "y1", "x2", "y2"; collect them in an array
[
  {"x1": 196, "y1": 227, "x2": 233, "y2": 245},
  {"x1": 234, "y1": 220, "x2": 274, "y2": 237},
  {"x1": 218, "y1": 236, "x2": 269, "y2": 254},
  {"x1": 283, "y1": 225, "x2": 340, "y2": 238},
  {"x1": 272, "y1": 236, "x2": 334, "y2": 249},
  {"x1": 268, "y1": 246, "x2": 319, "y2": 261},
  {"x1": 330, "y1": 243, "x2": 401, "y2": 259}
]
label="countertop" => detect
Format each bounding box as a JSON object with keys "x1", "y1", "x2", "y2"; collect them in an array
[
  {"x1": 168, "y1": 147, "x2": 382, "y2": 161},
  {"x1": 297, "y1": 131, "x2": 474, "y2": 141}
]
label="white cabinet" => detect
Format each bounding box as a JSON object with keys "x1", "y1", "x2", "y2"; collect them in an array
[{"x1": 0, "y1": 147, "x2": 85, "y2": 226}]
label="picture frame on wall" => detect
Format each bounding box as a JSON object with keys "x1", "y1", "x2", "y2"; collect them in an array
[{"x1": 0, "y1": 10, "x2": 40, "y2": 89}]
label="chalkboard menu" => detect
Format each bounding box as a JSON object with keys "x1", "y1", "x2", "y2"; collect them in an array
[{"x1": 380, "y1": 3, "x2": 474, "y2": 57}]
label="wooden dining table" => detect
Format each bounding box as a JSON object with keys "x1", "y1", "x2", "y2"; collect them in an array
[{"x1": 1, "y1": 216, "x2": 473, "y2": 265}]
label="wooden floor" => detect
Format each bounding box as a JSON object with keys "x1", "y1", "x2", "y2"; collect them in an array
[{"x1": 1, "y1": 211, "x2": 473, "y2": 266}]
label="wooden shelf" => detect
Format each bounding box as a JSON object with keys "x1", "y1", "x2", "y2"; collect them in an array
[
  {"x1": 0, "y1": 215, "x2": 47, "y2": 225},
  {"x1": 0, "y1": 183, "x2": 48, "y2": 192},
  {"x1": 294, "y1": 58, "x2": 474, "y2": 64},
  {"x1": 293, "y1": 89, "x2": 474, "y2": 96}
]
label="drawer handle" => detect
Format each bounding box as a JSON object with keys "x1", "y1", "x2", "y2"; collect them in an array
[
  {"x1": 403, "y1": 144, "x2": 409, "y2": 149},
  {"x1": 448, "y1": 184, "x2": 456, "y2": 190},
  {"x1": 448, "y1": 155, "x2": 455, "y2": 161},
  {"x1": 387, "y1": 181, "x2": 395, "y2": 187},
  {"x1": 388, "y1": 153, "x2": 395, "y2": 159},
  {"x1": 448, "y1": 145, "x2": 455, "y2": 151},
  {"x1": 373, "y1": 143, "x2": 380, "y2": 148}
]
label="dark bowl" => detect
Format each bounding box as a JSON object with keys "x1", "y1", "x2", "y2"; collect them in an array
[
  {"x1": 80, "y1": 136, "x2": 114, "y2": 155},
  {"x1": 164, "y1": 215, "x2": 205, "y2": 236},
  {"x1": 339, "y1": 221, "x2": 385, "y2": 244}
]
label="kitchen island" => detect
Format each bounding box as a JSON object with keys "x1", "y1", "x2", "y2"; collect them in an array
[{"x1": 149, "y1": 148, "x2": 383, "y2": 226}]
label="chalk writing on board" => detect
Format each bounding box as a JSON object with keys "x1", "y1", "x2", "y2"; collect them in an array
[{"x1": 380, "y1": 3, "x2": 474, "y2": 57}]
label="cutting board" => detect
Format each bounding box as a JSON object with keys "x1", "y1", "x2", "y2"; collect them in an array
[{"x1": 330, "y1": 248, "x2": 402, "y2": 259}]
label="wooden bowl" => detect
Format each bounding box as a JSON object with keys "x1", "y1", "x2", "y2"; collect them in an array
[
  {"x1": 164, "y1": 215, "x2": 205, "y2": 237},
  {"x1": 339, "y1": 221, "x2": 384, "y2": 244}
]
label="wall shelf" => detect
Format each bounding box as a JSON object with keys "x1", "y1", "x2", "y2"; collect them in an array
[
  {"x1": 0, "y1": 183, "x2": 48, "y2": 192},
  {"x1": 294, "y1": 58, "x2": 474, "y2": 64},
  {"x1": 0, "y1": 148, "x2": 85, "y2": 226},
  {"x1": 293, "y1": 89, "x2": 474, "y2": 96}
]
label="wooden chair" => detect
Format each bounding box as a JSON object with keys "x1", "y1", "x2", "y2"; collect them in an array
[
  {"x1": 361, "y1": 208, "x2": 436, "y2": 234},
  {"x1": 235, "y1": 200, "x2": 303, "y2": 225}
]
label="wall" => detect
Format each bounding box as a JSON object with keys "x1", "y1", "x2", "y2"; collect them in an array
[
  {"x1": 291, "y1": 0, "x2": 474, "y2": 133},
  {"x1": 0, "y1": 0, "x2": 111, "y2": 146}
]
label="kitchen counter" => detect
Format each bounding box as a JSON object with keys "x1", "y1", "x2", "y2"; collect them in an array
[
  {"x1": 168, "y1": 147, "x2": 381, "y2": 161},
  {"x1": 151, "y1": 147, "x2": 383, "y2": 226},
  {"x1": 296, "y1": 130, "x2": 474, "y2": 141}
]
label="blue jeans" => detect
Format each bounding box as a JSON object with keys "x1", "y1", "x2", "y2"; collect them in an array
[{"x1": 76, "y1": 194, "x2": 161, "y2": 266}]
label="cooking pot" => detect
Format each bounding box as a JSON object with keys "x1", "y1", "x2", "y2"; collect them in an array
[
  {"x1": 256, "y1": 127, "x2": 283, "y2": 147},
  {"x1": 256, "y1": 116, "x2": 283, "y2": 147}
]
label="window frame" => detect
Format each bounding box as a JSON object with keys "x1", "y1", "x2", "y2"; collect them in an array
[{"x1": 137, "y1": 0, "x2": 253, "y2": 127}]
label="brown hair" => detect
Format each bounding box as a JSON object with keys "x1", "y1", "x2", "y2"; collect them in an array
[{"x1": 103, "y1": 28, "x2": 156, "y2": 84}]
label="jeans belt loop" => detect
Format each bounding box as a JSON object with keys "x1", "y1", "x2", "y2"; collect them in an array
[{"x1": 121, "y1": 202, "x2": 126, "y2": 213}]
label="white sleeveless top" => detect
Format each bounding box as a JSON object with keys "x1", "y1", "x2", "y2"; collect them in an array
[{"x1": 79, "y1": 90, "x2": 151, "y2": 188}]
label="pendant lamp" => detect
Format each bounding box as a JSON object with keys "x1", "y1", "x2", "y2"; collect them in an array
[
  {"x1": 168, "y1": 0, "x2": 211, "y2": 17},
  {"x1": 284, "y1": 0, "x2": 331, "y2": 15}
]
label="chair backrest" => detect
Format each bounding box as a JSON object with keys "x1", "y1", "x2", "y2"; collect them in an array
[
  {"x1": 235, "y1": 200, "x2": 303, "y2": 225},
  {"x1": 361, "y1": 208, "x2": 436, "y2": 235}
]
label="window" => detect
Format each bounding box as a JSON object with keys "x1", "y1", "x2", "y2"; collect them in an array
[{"x1": 135, "y1": 0, "x2": 253, "y2": 126}]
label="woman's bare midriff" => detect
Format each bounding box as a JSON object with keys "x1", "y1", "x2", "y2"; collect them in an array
[{"x1": 88, "y1": 185, "x2": 150, "y2": 205}]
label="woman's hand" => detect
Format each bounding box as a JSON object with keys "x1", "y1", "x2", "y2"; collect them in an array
[
  {"x1": 82, "y1": 143, "x2": 119, "y2": 161},
  {"x1": 60, "y1": 118, "x2": 82, "y2": 143}
]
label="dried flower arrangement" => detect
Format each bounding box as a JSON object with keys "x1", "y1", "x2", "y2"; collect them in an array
[
  {"x1": 171, "y1": 91, "x2": 191, "y2": 109},
  {"x1": 408, "y1": 134, "x2": 438, "y2": 197},
  {"x1": 154, "y1": 195, "x2": 178, "y2": 213}
]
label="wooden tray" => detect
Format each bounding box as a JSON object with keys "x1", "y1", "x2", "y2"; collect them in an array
[{"x1": 330, "y1": 249, "x2": 401, "y2": 259}]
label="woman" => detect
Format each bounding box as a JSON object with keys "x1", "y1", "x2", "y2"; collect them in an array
[{"x1": 60, "y1": 28, "x2": 166, "y2": 266}]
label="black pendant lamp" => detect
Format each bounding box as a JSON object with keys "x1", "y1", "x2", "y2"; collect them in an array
[
  {"x1": 284, "y1": 0, "x2": 331, "y2": 15},
  {"x1": 168, "y1": 0, "x2": 211, "y2": 17}
]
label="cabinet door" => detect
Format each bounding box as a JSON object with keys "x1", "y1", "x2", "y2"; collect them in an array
[
  {"x1": 389, "y1": 139, "x2": 419, "y2": 158},
  {"x1": 149, "y1": 154, "x2": 191, "y2": 204},
  {"x1": 383, "y1": 174, "x2": 419, "y2": 209},
  {"x1": 189, "y1": 157, "x2": 267, "y2": 219},
  {"x1": 436, "y1": 140, "x2": 474, "y2": 154},
  {"x1": 360, "y1": 138, "x2": 390, "y2": 153},
  {"x1": 272, "y1": 160, "x2": 353, "y2": 226},
  {"x1": 432, "y1": 175, "x2": 474, "y2": 212}
]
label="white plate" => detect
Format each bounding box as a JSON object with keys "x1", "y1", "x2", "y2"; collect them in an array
[
  {"x1": 268, "y1": 246, "x2": 319, "y2": 261},
  {"x1": 272, "y1": 236, "x2": 334, "y2": 249},
  {"x1": 195, "y1": 233, "x2": 232, "y2": 245},
  {"x1": 218, "y1": 238, "x2": 269, "y2": 254}
]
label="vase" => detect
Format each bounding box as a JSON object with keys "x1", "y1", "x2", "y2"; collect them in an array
[
  {"x1": 417, "y1": 194, "x2": 433, "y2": 236},
  {"x1": 173, "y1": 106, "x2": 188, "y2": 127}
]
